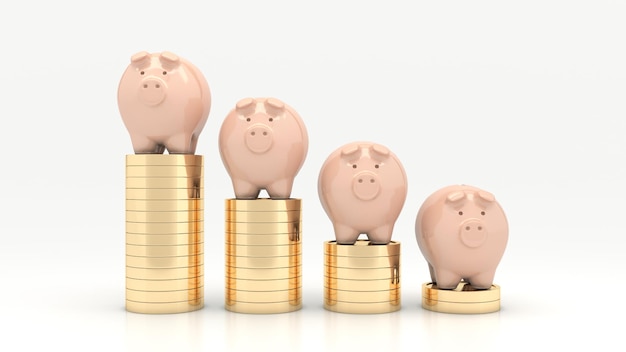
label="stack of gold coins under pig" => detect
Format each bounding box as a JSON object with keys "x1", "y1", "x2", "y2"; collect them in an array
[
  {"x1": 324, "y1": 240, "x2": 400, "y2": 314},
  {"x1": 125, "y1": 155, "x2": 204, "y2": 314},
  {"x1": 225, "y1": 199, "x2": 302, "y2": 314}
]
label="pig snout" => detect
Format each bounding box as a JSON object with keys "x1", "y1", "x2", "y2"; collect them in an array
[
  {"x1": 352, "y1": 171, "x2": 380, "y2": 201},
  {"x1": 459, "y1": 219, "x2": 487, "y2": 248},
  {"x1": 139, "y1": 77, "x2": 166, "y2": 106},
  {"x1": 245, "y1": 123, "x2": 273, "y2": 154}
]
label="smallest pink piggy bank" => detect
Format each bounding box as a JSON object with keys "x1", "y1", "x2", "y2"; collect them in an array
[
  {"x1": 318, "y1": 142, "x2": 408, "y2": 245},
  {"x1": 415, "y1": 185, "x2": 508, "y2": 290},
  {"x1": 219, "y1": 97, "x2": 308, "y2": 199},
  {"x1": 118, "y1": 51, "x2": 211, "y2": 154}
]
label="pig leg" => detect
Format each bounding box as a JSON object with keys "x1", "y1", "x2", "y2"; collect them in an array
[
  {"x1": 131, "y1": 136, "x2": 162, "y2": 154},
  {"x1": 428, "y1": 263, "x2": 437, "y2": 283},
  {"x1": 434, "y1": 268, "x2": 462, "y2": 290},
  {"x1": 166, "y1": 133, "x2": 195, "y2": 154},
  {"x1": 232, "y1": 179, "x2": 260, "y2": 199},
  {"x1": 467, "y1": 271, "x2": 496, "y2": 290},
  {"x1": 266, "y1": 178, "x2": 294, "y2": 199},
  {"x1": 334, "y1": 223, "x2": 359, "y2": 245},
  {"x1": 367, "y1": 224, "x2": 393, "y2": 244}
]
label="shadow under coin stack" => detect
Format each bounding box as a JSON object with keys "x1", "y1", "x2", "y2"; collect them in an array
[
  {"x1": 324, "y1": 240, "x2": 400, "y2": 314},
  {"x1": 225, "y1": 199, "x2": 302, "y2": 314},
  {"x1": 125, "y1": 155, "x2": 204, "y2": 314}
]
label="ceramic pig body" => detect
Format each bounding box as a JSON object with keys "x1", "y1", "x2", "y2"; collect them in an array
[
  {"x1": 118, "y1": 51, "x2": 211, "y2": 154},
  {"x1": 219, "y1": 97, "x2": 308, "y2": 199},
  {"x1": 415, "y1": 185, "x2": 508, "y2": 290},
  {"x1": 318, "y1": 142, "x2": 407, "y2": 245}
]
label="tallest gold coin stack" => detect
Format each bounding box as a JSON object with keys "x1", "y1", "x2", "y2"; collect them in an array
[{"x1": 125, "y1": 154, "x2": 204, "y2": 314}]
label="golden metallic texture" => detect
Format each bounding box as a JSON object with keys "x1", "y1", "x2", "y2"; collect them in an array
[
  {"x1": 126, "y1": 254, "x2": 203, "y2": 268},
  {"x1": 126, "y1": 178, "x2": 203, "y2": 189},
  {"x1": 225, "y1": 265, "x2": 301, "y2": 280},
  {"x1": 126, "y1": 188, "x2": 204, "y2": 200},
  {"x1": 225, "y1": 287, "x2": 301, "y2": 303},
  {"x1": 325, "y1": 240, "x2": 400, "y2": 257},
  {"x1": 226, "y1": 232, "x2": 299, "y2": 246},
  {"x1": 126, "y1": 154, "x2": 203, "y2": 167},
  {"x1": 126, "y1": 199, "x2": 204, "y2": 211},
  {"x1": 225, "y1": 198, "x2": 301, "y2": 212},
  {"x1": 324, "y1": 288, "x2": 400, "y2": 303},
  {"x1": 225, "y1": 222, "x2": 301, "y2": 236},
  {"x1": 421, "y1": 282, "x2": 501, "y2": 314},
  {"x1": 126, "y1": 232, "x2": 204, "y2": 246},
  {"x1": 126, "y1": 165, "x2": 203, "y2": 178},
  {"x1": 324, "y1": 277, "x2": 398, "y2": 292},
  {"x1": 225, "y1": 276, "x2": 301, "y2": 291},
  {"x1": 126, "y1": 287, "x2": 204, "y2": 303},
  {"x1": 126, "y1": 243, "x2": 203, "y2": 257},
  {"x1": 325, "y1": 255, "x2": 400, "y2": 269},
  {"x1": 126, "y1": 277, "x2": 203, "y2": 291},
  {"x1": 224, "y1": 300, "x2": 302, "y2": 314},
  {"x1": 126, "y1": 299, "x2": 204, "y2": 314},
  {"x1": 225, "y1": 243, "x2": 301, "y2": 257},
  {"x1": 225, "y1": 255, "x2": 299, "y2": 268},
  {"x1": 325, "y1": 267, "x2": 399, "y2": 280},
  {"x1": 126, "y1": 211, "x2": 204, "y2": 223},
  {"x1": 225, "y1": 210, "x2": 300, "y2": 223},
  {"x1": 126, "y1": 265, "x2": 204, "y2": 280},
  {"x1": 323, "y1": 300, "x2": 400, "y2": 314}
]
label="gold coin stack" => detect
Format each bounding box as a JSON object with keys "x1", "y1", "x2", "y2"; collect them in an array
[
  {"x1": 225, "y1": 199, "x2": 302, "y2": 314},
  {"x1": 324, "y1": 240, "x2": 401, "y2": 314},
  {"x1": 422, "y1": 282, "x2": 500, "y2": 314},
  {"x1": 125, "y1": 155, "x2": 204, "y2": 314}
]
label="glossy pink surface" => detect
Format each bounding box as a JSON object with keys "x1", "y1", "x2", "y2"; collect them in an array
[
  {"x1": 415, "y1": 185, "x2": 508, "y2": 289},
  {"x1": 118, "y1": 51, "x2": 211, "y2": 154},
  {"x1": 219, "y1": 97, "x2": 308, "y2": 199},
  {"x1": 318, "y1": 142, "x2": 407, "y2": 245}
]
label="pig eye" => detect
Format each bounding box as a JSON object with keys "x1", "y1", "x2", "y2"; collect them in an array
[
  {"x1": 140, "y1": 71, "x2": 145, "y2": 75},
  {"x1": 269, "y1": 117, "x2": 274, "y2": 122},
  {"x1": 162, "y1": 71, "x2": 167, "y2": 75},
  {"x1": 246, "y1": 118, "x2": 251, "y2": 122},
  {"x1": 458, "y1": 211, "x2": 463, "y2": 216},
  {"x1": 352, "y1": 164, "x2": 357, "y2": 169},
  {"x1": 481, "y1": 211, "x2": 486, "y2": 216},
  {"x1": 375, "y1": 164, "x2": 380, "y2": 169}
]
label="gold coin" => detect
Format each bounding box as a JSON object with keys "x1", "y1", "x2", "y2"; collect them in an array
[
  {"x1": 126, "y1": 232, "x2": 203, "y2": 246},
  {"x1": 126, "y1": 254, "x2": 203, "y2": 268},
  {"x1": 126, "y1": 188, "x2": 204, "y2": 200},
  {"x1": 421, "y1": 282, "x2": 500, "y2": 314},
  {"x1": 126, "y1": 154, "x2": 203, "y2": 166},
  {"x1": 324, "y1": 266, "x2": 398, "y2": 280},
  {"x1": 126, "y1": 165, "x2": 203, "y2": 178},
  {"x1": 126, "y1": 299, "x2": 204, "y2": 314},
  {"x1": 126, "y1": 277, "x2": 203, "y2": 291},
  {"x1": 225, "y1": 198, "x2": 301, "y2": 212},
  {"x1": 225, "y1": 243, "x2": 301, "y2": 257},
  {"x1": 323, "y1": 300, "x2": 400, "y2": 314},
  {"x1": 225, "y1": 221, "x2": 302, "y2": 235},
  {"x1": 126, "y1": 177, "x2": 202, "y2": 189},
  {"x1": 226, "y1": 287, "x2": 301, "y2": 303},
  {"x1": 225, "y1": 276, "x2": 301, "y2": 291},
  {"x1": 225, "y1": 232, "x2": 299, "y2": 246},
  {"x1": 224, "y1": 299, "x2": 302, "y2": 314},
  {"x1": 126, "y1": 222, "x2": 203, "y2": 235},
  {"x1": 325, "y1": 240, "x2": 400, "y2": 257},
  {"x1": 225, "y1": 266, "x2": 301, "y2": 280},
  {"x1": 324, "y1": 277, "x2": 399, "y2": 292},
  {"x1": 126, "y1": 287, "x2": 204, "y2": 303},
  {"x1": 126, "y1": 243, "x2": 203, "y2": 257},
  {"x1": 225, "y1": 210, "x2": 300, "y2": 223},
  {"x1": 126, "y1": 199, "x2": 203, "y2": 211},
  {"x1": 324, "y1": 287, "x2": 400, "y2": 303},
  {"x1": 225, "y1": 255, "x2": 300, "y2": 269},
  {"x1": 126, "y1": 210, "x2": 204, "y2": 223},
  {"x1": 126, "y1": 265, "x2": 204, "y2": 280},
  {"x1": 325, "y1": 255, "x2": 400, "y2": 269}
]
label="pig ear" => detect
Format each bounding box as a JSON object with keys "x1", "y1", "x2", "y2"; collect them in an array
[
  {"x1": 264, "y1": 98, "x2": 285, "y2": 117},
  {"x1": 159, "y1": 51, "x2": 180, "y2": 71},
  {"x1": 340, "y1": 144, "x2": 361, "y2": 162},
  {"x1": 130, "y1": 51, "x2": 150, "y2": 68},
  {"x1": 446, "y1": 191, "x2": 466, "y2": 207},
  {"x1": 235, "y1": 97, "x2": 256, "y2": 117},
  {"x1": 370, "y1": 144, "x2": 390, "y2": 161},
  {"x1": 477, "y1": 190, "x2": 495, "y2": 203}
]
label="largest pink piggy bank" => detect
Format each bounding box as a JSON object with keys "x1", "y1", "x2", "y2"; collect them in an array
[
  {"x1": 415, "y1": 185, "x2": 508, "y2": 290},
  {"x1": 318, "y1": 142, "x2": 408, "y2": 245},
  {"x1": 219, "y1": 97, "x2": 308, "y2": 199},
  {"x1": 118, "y1": 51, "x2": 211, "y2": 154}
]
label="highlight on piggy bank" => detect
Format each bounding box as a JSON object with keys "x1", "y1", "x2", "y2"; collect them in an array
[{"x1": 117, "y1": 51, "x2": 211, "y2": 155}]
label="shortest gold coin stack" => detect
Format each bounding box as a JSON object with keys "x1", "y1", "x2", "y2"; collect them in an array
[
  {"x1": 225, "y1": 199, "x2": 302, "y2": 314},
  {"x1": 125, "y1": 155, "x2": 204, "y2": 314},
  {"x1": 324, "y1": 240, "x2": 401, "y2": 314},
  {"x1": 421, "y1": 282, "x2": 500, "y2": 314}
]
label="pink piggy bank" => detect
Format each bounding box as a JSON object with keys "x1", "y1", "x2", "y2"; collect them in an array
[
  {"x1": 415, "y1": 185, "x2": 509, "y2": 290},
  {"x1": 218, "y1": 97, "x2": 308, "y2": 199},
  {"x1": 117, "y1": 51, "x2": 211, "y2": 154},
  {"x1": 318, "y1": 142, "x2": 408, "y2": 245}
]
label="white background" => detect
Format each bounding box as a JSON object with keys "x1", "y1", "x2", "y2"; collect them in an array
[{"x1": 1, "y1": 1, "x2": 624, "y2": 351}]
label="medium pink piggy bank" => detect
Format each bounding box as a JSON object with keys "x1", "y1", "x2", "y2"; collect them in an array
[
  {"x1": 118, "y1": 51, "x2": 211, "y2": 154},
  {"x1": 219, "y1": 97, "x2": 308, "y2": 199},
  {"x1": 318, "y1": 142, "x2": 408, "y2": 245},
  {"x1": 415, "y1": 185, "x2": 508, "y2": 290}
]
